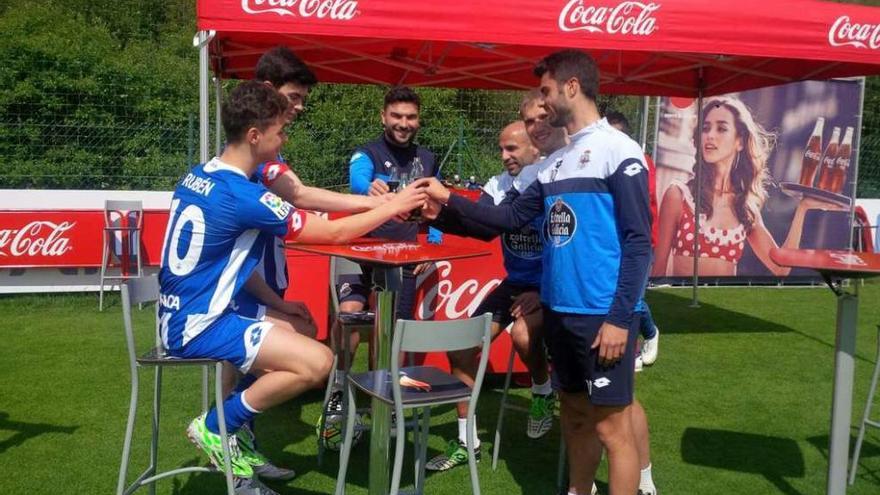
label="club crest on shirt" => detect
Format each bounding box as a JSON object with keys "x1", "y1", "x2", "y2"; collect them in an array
[
  {"x1": 545, "y1": 198, "x2": 577, "y2": 247},
  {"x1": 578, "y1": 149, "x2": 591, "y2": 169},
  {"x1": 260, "y1": 192, "x2": 291, "y2": 220}
]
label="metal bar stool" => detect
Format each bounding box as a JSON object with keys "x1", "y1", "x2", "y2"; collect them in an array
[{"x1": 115, "y1": 276, "x2": 235, "y2": 495}]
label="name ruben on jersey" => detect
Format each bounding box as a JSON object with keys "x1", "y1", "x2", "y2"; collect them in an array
[
  {"x1": 181, "y1": 173, "x2": 216, "y2": 196},
  {"x1": 260, "y1": 192, "x2": 291, "y2": 220}
]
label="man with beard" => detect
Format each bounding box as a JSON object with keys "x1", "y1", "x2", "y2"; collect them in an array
[
  {"x1": 420, "y1": 50, "x2": 652, "y2": 495},
  {"x1": 323, "y1": 86, "x2": 439, "y2": 416}
]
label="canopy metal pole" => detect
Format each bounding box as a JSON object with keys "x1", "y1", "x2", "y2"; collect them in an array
[
  {"x1": 639, "y1": 95, "x2": 650, "y2": 151},
  {"x1": 691, "y1": 71, "x2": 705, "y2": 308},
  {"x1": 194, "y1": 30, "x2": 216, "y2": 163},
  {"x1": 847, "y1": 77, "x2": 866, "y2": 251},
  {"x1": 214, "y1": 76, "x2": 223, "y2": 157}
]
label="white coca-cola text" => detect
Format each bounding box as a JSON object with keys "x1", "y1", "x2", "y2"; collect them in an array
[
  {"x1": 559, "y1": 1, "x2": 659, "y2": 35},
  {"x1": 416, "y1": 261, "x2": 501, "y2": 321},
  {"x1": 241, "y1": 0, "x2": 360, "y2": 20},
  {"x1": 829, "y1": 16, "x2": 880, "y2": 50},
  {"x1": 0, "y1": 221, "x2": 75, "y2": 257}
]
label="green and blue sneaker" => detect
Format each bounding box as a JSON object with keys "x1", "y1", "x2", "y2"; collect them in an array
[
  {"x1": 527, "y1": 392, "x2": 556, "y2": 439},
  {"x1": 425, "y1": 439, "x2": 480, "y2": 471},
  {"x1": 186, "y1": 413, "x2": 253, "y2": 479}
]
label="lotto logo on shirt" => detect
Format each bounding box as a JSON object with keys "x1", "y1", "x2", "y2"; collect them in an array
[
  {"x1": 545, "y1": 198, "x2": 577, "y2": 247},
  {"x1": 260, "y1": 192, "x2": 291, "y2": 220}
]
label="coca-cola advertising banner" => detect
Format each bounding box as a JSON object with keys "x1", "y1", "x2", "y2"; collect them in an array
[
  {"x1": 0, "y1": 210, "x2": 169, "y2": 268},
  {"x1": 653, "y1": 78, "x2": 863, "y2": 281}
]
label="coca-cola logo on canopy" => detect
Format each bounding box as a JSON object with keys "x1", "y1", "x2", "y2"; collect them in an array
[
  {"x1": 241, "y1": 0, "x2": 360, "y2": 20},
  {"x1": 0, "y1": 221, "x2": 75, "y2": 258},
  {"x1": 828, "y1": 16, "x2": 880, "y2": 50},
  {"x1": 559, "y1": 1, "x2": 660, "y2": 36}
]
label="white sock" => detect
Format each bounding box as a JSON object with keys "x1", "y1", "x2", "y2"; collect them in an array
[
  {"x1": 457, "y1": 416, "x2": 480, "y2": 448},
  {"x1": 531, "y1": 378, "x2": 552, "y2": 396},
  {"x1": 640, "y1": 463, "x2": 655, "y2": 489}
]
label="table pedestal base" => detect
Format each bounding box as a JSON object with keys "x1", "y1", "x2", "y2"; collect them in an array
[{"x1": 828, "y1": 293, "x2": 858, "y2": 495}]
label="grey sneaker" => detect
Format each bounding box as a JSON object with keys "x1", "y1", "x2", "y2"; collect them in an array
[
  {"x1": 234, "y1": 476, "x2": 281, "y2": 495},
  {"x1": 526, "y1": 393, "x2": 555, "y2": 439},
  {"x1": 238, "y1": 424, "x2": 296, "y2": 481}
]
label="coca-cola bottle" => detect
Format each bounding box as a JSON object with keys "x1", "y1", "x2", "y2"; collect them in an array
[
  {"x1": 817, "y1": 126, "x2": 841, "y2": 191},
  {"x1": 799, "y1": 117, "x2": 824, "y2": 187},
  {"x1": 829, "y1": 126, "x2": 854, "y2": 194},
  {"x1": 408, "y1": 157, "x2": 424, "y2": 222}
]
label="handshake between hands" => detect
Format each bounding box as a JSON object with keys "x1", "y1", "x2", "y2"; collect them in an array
[{"x1": 367, "y1": 177, "x2": 451, "y2": 223}]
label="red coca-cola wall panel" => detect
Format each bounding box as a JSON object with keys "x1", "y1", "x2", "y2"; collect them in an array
[{"x1": 0, "y1": 202, "x2": 524, "y2": 374}]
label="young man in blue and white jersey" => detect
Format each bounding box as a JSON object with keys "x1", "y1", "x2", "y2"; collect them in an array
[
  {"x1": 421, "y1": 50, "x2": 652, "y2": 495},
  {"x1": 423, "y1": 120, "x2": 555, "y2": 471},
  {"x1": 232, "y1": 46, "x2": 390, "y2": 337},
  {"x1": 159, "y1": 81, "x2": 429, "y2": 494}
]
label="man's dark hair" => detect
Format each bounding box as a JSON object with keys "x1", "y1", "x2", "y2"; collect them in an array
[
  {"x1": 222, "y1": 81, "x2": 289, "y2": 143},
  {"x1": 606, "y1": 111, "x2": 631, "y2": 134},
  {"x1": 384, "y1": 86, "x2": 421, "y2": 109},
  {"x1": 255, "y1": 46, "x2": 318, "y2": 89},
  {"x1": 533, "y1": 49, "x2": 600, "y2": 102}
]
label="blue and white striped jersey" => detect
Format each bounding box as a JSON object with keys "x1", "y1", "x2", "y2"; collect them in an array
[
  {"x1": 446, "y1": 118, "x2": 651, "y2": 327},
  {"x1": 158, "y1": 158, "x2": 306, "y2": 351}
]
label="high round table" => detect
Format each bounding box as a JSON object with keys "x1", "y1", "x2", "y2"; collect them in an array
[{"x1": 770, "y1": 248, "x2": 880, "y2": 495}]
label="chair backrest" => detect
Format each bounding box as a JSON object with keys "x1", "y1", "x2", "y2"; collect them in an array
[
  {"x1": 329, "y1": 256, "x2": 364, "y2": 314},
  {"x1": 392, "y1": 313, "x2": 492, "y2": 354},
  {"x1": 104, "y1": 199, "x2": 144, "y2": 228},
  {"x1": 120, "y1": 276, "x2": 161, "y2": 367}
]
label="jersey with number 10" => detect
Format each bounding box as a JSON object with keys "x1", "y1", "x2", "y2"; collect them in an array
[{"x1": 158, "y1": 158, "x2": 306, "y2": 352}]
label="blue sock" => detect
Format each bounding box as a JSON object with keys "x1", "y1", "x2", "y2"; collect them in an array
[
  {"x1": 205, "y1": 391, "x2": 259, "y2": 435},
  {"x1": 234, "y1": 374, "x2": 258, "y2": 394},
  {"x1": 638, "y1": 305, "x2": 657, "y2": 339}
]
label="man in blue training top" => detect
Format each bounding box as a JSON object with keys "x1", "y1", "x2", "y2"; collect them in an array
[
  {"x1": 324, "y1": 86, "x2": 439, "y2": 410},
  {"x1": 421, "y1": 50, "x2": 652, "y2": 495},
  {"x1": 159, "y1": 81, "x2": 429, "y2": 494}
]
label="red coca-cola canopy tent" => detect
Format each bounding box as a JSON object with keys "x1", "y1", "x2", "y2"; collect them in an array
[{"x1": 197, "y1": 0, "x2": 880, "y2": 96}]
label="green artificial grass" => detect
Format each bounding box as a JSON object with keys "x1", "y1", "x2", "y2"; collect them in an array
[{"x1": 2, "y1": 284, "x2": 880, "y2": 494}]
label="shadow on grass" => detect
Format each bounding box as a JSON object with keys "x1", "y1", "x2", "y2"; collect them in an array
[
  {"x1": 0, "y1": 411, "x2": 78, "y2": 454},
  {"x1": 646, "y1": 291, "x2": 795, "y2": 335},
  {"x1": 682, "y1": 427, "x2": 805, "y2": 495},
  {"x1": 807, "y1": 433, "x2": 880, "y2": 487}
]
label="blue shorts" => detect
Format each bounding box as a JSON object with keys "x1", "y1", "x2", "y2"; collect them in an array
[
  {"x1": 545, "y1": 309, "x2": 638, "y2": 406},
  {"x1": 174, "y1": 311, "x2": 274, "y2": 374},
  {"x1": 230, "y1": 291, "x2": 268, "y2": 320}
]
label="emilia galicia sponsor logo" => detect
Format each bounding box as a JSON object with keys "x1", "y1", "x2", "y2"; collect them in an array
[
  {"x1": 241, "y1": 0, "x2": 360, "y2": 19},
  {"x1": 828, "y1": 15, "x2": 880, "y2": 49},
  {"x1": 0, "y1": 221, "x2": 75, "y2": 257},
  {"x1": 559, "y1": 1, "x2": 660, "y2": 35}
]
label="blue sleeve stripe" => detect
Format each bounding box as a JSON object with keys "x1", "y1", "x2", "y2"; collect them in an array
[{"x1": 541, "y1": 177, "x2": 609, "y2": 196}]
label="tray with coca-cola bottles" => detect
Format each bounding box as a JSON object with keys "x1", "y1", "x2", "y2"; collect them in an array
[{"x1": 779, "y1": 182, "x2": 852, "y2": 208}]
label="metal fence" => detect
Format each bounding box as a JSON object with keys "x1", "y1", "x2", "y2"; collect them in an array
[{"x1": 0, "y1": 69, "x2": 876, "y2": 196}]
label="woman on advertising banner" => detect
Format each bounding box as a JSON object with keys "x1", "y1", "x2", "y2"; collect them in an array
[{"x1": 652, "y1": 96, "x2": 836, "y2": 278}]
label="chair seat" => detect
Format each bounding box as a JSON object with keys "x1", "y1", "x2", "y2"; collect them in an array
[
  {"x1": 349, "y1": 366, "x2": 471, "y2": 406},
  {"x1": 137, "y1": 347, "x2": 219, "y2": 366},
  {"x1": 337, "y1": 311, "x2": 375, "y2": 325}
]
